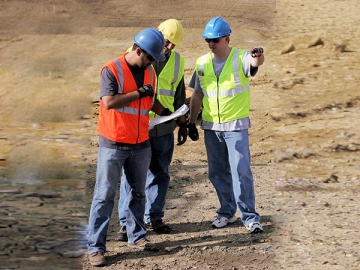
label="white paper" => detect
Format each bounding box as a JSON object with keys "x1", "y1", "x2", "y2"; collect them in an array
[{"x1": 149, "y1": 104, "x2": 189, "y2": 128}]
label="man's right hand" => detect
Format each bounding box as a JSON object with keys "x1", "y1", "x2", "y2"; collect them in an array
[
  {"x1": 251, "y1": 47, "x2": 264, "y2": 58},
  {"x1": 188, "y1": 123, "x2": 199, "y2": 141},
  {"x1": 137, "y1": 84, "x2": 154, "y2": 98}
]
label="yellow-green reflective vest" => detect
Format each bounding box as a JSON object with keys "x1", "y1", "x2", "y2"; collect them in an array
[
  {"x1": 149, "y1": 50, "x2": 185, "y2": 120},
  {"x1": 196, "y1": 47, "x2": 250, "y2": 123}
]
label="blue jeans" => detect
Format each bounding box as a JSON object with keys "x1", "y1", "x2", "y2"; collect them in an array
[
  {"x1": 119, "y1": 133, "x2": 174, "y2": 225},
  {"x1": 87, "y1": 146, "x2": 151, "y2": 254},
  {"x1": 204, "y1": 129, "x2": 260, "y2": 227}
]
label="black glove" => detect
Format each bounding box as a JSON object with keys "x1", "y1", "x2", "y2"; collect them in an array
[
  {"x1": 137, "y1": 84, "x2": 154, "y2": 98},
  {"x1": 160, "y1": 108, "x2": 173, "y2": 124},
  {"x1": 188, "y1": 123, "x2": 199, "y2": 141},
  {"x1": 160, "y1": 108, "x2": 172, "y2": 116},
  {"x1": 251, "y1": 47, "x2": 264, "y2": 58},
  {"x1": 177, "y1": 122, "x2": 187, "y2": 146}
]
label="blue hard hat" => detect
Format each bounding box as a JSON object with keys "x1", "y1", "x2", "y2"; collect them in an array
[
  {"x1": 134, "y1": 28, "x2": 165, "y2": 61},
  {"x1": 202, "y1": 17, "x2": 232, "y2": 39}
]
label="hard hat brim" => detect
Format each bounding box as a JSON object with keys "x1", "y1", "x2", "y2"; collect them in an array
[
  {"x1": 152, "y1": 53, "x2": 166, "y2": 62},
  {"x1": 166, "y1": 36, "x2": 183, "y2": 47}
]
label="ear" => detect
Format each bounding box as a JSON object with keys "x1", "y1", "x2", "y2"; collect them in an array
[{"x1": 136, "y1": 47, "x2": 142, "y2": 56}]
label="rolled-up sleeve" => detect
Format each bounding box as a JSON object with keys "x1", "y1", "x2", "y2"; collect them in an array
[
  {"x1": 188, "y1": 70, "x2": 202, "y2": 94},
  {"x1": 242, "y1": 51, "x2": 258, "y2": 77},
  {"x1": 100, "y1": 67, "x2": 118, "y2": 99}
]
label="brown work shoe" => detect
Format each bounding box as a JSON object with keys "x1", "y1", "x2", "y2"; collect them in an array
[
  {"x1": 151, "y1": 219, "x2": 171, "y2": 234},
  {"x1": 128, "y1": 238, "x2": 158, "y2": 251},
  {"x1": 117, "y1": 226, "x2": 128, "y2": 242},
  {"x1": 89, "y1": 251, "x2": 106, "y2": 267}
]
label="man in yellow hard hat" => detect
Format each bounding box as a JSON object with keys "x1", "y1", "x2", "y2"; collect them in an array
[{"x1": 118, "y1": 19, "x2": 187, "y2": 240}]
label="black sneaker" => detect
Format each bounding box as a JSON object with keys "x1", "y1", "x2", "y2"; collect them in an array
[
  {"x1": 116, "y1": 226, "x2": 128, "y2": 242},
  {"x1": 151, "y1": 219, "x2": 171, "y2": 234}
]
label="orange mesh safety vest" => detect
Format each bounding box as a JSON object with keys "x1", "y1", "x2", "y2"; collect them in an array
[{"x1": 97, "y1": 54, "x2": 156, "y2": 144}]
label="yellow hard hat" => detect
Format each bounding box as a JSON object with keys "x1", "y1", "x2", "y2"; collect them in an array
[{"x1": 158, "y1": 19, "x2": 184, "y2": 47}]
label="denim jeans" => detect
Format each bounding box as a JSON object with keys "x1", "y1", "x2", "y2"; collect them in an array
[
  {"x1": 87, "y1": 146, "x2": 151, "y2": 254},
  {"x1": 204, "y1": 129, "x2": 260, "y2": 227},
  {"x1": 119, "y1": 133, "x2": 174, "y2": 225}
]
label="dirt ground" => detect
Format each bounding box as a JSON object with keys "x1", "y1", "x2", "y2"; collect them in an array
[{"x1": 0, "y1": 0, "x2": 359, "y2": 269}]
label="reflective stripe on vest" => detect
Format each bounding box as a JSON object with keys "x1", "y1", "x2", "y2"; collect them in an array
[
  {"x1": 198, "y1": 49, "x2": 250, "y2": 98},
  {"x1": 157, "y1": 51, "x2": 182, "y2": 96},
  {"x1": 111, "y1": 59, "x2": 155, "y2": 116},
  {"x1": 97, "y1": 54, "x2": 156, "y2": 143},
  {"x1": 113, "y1": 58, "x2": 124, "y2": 94},
  {"x1": 114, "y1": 106, "x2": 150, "y2": 116},
  {"x1": 150, "y1": 51, "x2": 185, "y2": 120},
  {"x1": 196, "y1": 47, "x2": 250, "y2": 123}
]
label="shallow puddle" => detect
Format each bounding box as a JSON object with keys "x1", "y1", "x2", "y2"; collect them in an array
[{"x1": 0, "y1": 120, "x2": 92, "y2": 269}]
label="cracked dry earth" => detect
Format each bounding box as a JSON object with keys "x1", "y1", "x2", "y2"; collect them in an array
[{"x1": 1, "y1": 0, "x2": 360, "y2": 269}]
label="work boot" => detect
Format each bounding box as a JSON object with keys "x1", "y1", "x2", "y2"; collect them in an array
[
  {"x1": 151, "y1": 219, "x2": 171, "y2": 234},
  {"x1": 128, "y1": 238, "x2": 158, "y2": 251},
  {"x1": 116, "y1": 226, "x2": 128, "y2": 242},
  {"x1": 89, "y1": 251, "x2": 106, "y2": 267}
]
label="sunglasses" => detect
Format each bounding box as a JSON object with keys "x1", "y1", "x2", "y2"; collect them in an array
[
  {"x1": 205, "y1": 37, "x2": 224, "y2": 43},
  {"x1": 141, "y1": 49, "x2": 155, "y2": 61}
]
